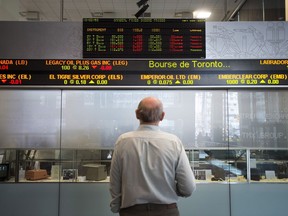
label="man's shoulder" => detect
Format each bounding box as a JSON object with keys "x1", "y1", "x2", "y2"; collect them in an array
[
  {"x1": 116, "y1": 128, "x2": 181, "y2": 143},
  {"x1": 118, "y1": 130, "x2": 137, "y2": 138},
  {"x1": 115, "y1": 131, "x2": 137, "y2": 143},
  {"x1": 158, "y1": 131, "x2": 182, "y2": 142}
]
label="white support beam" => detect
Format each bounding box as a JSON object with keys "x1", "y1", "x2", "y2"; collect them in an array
[{"x1": 286, "y1": 0, "x2": 288, "y2": 21}]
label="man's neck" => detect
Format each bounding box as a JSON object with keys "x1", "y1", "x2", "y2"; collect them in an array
[{"x1": 140, "y1": 122, "x2": 159, "y2": 126}]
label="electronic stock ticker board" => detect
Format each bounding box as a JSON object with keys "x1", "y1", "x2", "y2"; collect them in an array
[
  {"x1": 83, "y1": 18, "x2": 206, "y2": 59},
  {"x1": 1, "y1": 59, "x2": 288, "y2": 87},
  {"x1": 1, "y1": 19, "x2": 288, "y2": 88}
]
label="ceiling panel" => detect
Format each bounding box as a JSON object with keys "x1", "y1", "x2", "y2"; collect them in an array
[{"x1": 9, "y1": 0, "x2": 251, "y2": 21}]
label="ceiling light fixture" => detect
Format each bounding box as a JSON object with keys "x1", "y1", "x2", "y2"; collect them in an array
[
  {"x1": 135, "y1": 0, "x2": 149, "y2": 18},
  {"x1": 19, "y1": 11, "x2": 40, "y2": 21},
  {"x1": 137, "y1": 0, "x2": 148, "y2": 8},
  {"x1": 193, "y1": 11, "x2": 211, "y2": 19},
  {"x1": 91, "y1": 12, "x2": 103, "y2": 17}
]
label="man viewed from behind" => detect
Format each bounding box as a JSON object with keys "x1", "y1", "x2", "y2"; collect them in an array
[{"x1": 110, "y1": 96, "x2": 196, "y2": 216}]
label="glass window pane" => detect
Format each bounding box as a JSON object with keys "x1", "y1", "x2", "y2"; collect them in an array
[
  {"x1": 189, "y1": 149, "x2": 247, "y2": 183},
  {"x1": 61, "y1": 90, "x2": 227, "y2": 149},
  {"x1": 0, "y1": 90, "x2": 61, "y2": 148},
  {"x1": 229, "y1": 90, "x2": 288, "y2": 148},
  {"x1": 250, "y1": 149, "x2": 288, "y2": 182}
]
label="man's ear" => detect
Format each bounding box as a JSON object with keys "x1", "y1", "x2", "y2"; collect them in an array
[
  {"x1": 160, "y1": 112, "x2": 165, "y2": 121},
  {"x1": 135, "y1": 109, "x2": 140, "y2": 119}
]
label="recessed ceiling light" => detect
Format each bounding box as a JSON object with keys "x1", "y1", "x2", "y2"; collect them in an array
[
  {"x1": 193, "y1": 11, "x2": 211, "y2": 19},
  {"x1": 91, "y1": 12, "x2": 103, "y2": 17}
]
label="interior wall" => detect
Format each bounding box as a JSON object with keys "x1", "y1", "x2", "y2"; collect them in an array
[
  {"x1": 0, "y1": 21, "x2": 288, "y2": 216},
  {"x1": 0, "y1": 21, "x2": 288, "y2": 59}
]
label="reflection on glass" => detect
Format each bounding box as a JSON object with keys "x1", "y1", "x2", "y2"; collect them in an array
[
  {"x1": 61, "y1": 90, "x2": 227, "y2": 148},
  {"x1": 0, "y1": 149, "x2": 15, "y2": 182},
  {"x1": 0, "y1": 148, "x2": 113, "y2": 183},
  {"x1": 188, "y1": 149, "x2": 247, "y2": 182},
  {"x1": 60, "y1": 149, "x2": 111, "y2": 182},
  {"x1": 1, "y1": 89, "x2": 287, "y2": 184},
  {"x1": 229, "y1": 91, "x2": 288, "y2": 148},
  {"x1": 0, "y1": 90, "x2": 61, "y2": 149},
  {"x1": 0, "y1": 149, "x2": 61, "y2": 183},
  {"x1": 195, "y1": 91, "x2": 228, "y2": 148},
  {"x1": 249, "y1": 149, "x2": 288, "y2": 182}
]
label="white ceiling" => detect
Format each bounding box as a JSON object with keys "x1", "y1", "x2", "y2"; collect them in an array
[{"x1": 16, "y1": 0, "x2": 239, "y2": 21}]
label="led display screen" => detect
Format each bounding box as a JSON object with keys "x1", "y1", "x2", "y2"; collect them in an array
[
  {"x1": 83, "y1": 18, "x2": 206, "y2": 58},
  {"x1": 0, "y1": 59, "x2": 287, "y2": 87}
]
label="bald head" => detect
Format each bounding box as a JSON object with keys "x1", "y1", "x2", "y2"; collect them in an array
[{"x1": 136, "y1": 97, "x2": 165, "y2": 125}]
